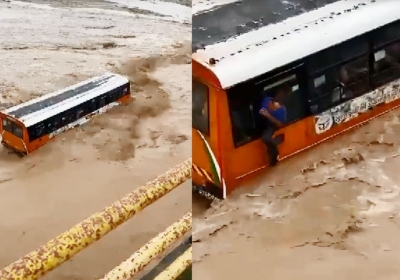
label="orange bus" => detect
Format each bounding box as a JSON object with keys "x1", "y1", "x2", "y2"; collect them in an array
[
  {"x1": 0, "y1": 73, "x2": 130, "y2": 155},
  {"x1": 192, "y1": 0, "x2": 400, "y2": 199}
]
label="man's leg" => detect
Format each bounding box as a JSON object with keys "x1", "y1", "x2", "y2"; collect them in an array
[{"x1": 261, "y1": 126, "x2": 279, "y2": 166}]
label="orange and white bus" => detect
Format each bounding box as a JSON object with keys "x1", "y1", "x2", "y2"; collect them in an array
[
  {"x1": 192, "y1": 0, "x2": 400, "y2": 199},
  {"x1": 0, "y1": 72, "x2": 130, "y2": 155}
]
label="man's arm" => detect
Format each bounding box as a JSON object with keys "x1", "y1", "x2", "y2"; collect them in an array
[{"x1": 259, "y1": 108, "x2": 285, "y2": 128}]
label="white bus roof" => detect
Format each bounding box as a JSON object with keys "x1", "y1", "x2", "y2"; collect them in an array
[
  {"x1": 2, "y1": 72, "x2": 129, "y2": 127},
  {"x1": 192, "y1": 0, "x2": 400, "y2": 89}
]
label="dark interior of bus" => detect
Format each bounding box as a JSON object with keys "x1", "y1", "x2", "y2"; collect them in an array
[
  {"x1": 27, "y1": 83, "x2": 129, "y2": 142},
  {"x1": 192, "y1": 20, "x2": 400, "y2": 148}
]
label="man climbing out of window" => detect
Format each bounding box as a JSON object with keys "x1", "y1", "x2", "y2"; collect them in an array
[{"x1": 259, "y1": 85, "x2": 289, "y2": 166}]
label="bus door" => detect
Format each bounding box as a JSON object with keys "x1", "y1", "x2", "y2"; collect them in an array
[
  {"x1": 1, "y1": 117, "x2": 27, "y2": 154},
  {"x1": 225, "y1": 64, "x2": 311, "y2": 181},
  {"x1": 192, "y1": 80, "x2": 221, "y2": 191}
]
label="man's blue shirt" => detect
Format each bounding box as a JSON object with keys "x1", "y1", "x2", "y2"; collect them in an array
[{"x1": 261, "y1": 97, "x2": 287, "y2": 124}]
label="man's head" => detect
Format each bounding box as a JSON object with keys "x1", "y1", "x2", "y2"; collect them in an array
[{"x1": 275, "y1": 84, "x2": 291, "y2": 103}]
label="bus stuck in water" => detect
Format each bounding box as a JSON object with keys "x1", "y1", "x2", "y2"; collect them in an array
[
  {"x1": 192, "y1": 0, "x2": 400, "y2": 200},
  {"x1": 0, "y1": 73, "x2": 130, "y2": 155}
]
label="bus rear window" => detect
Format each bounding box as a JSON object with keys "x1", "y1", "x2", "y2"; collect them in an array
[
  {"x1": 2, "y1": 118, "x2": 23, "y2": 138},
  {"x1": 192, "y1": 80, "x2": 209, "y2": 135}
]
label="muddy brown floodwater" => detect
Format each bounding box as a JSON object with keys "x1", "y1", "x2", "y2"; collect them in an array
[
  {"x1": 0, "y1": 1, "x2": 191, "y2": 279},
  {"x1": 193, "y1": 110, "x2": 400, "y2": 279}
]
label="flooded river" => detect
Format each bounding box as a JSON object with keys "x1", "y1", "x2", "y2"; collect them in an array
[
  {"x1": 193, "y1": 110, "x2": 400, "y2": 279},
  {"x1": 0, "y1": 1, "x2": 190, "y2": 279}
]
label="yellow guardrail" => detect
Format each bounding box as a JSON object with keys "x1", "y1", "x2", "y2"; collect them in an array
[
  {"x1": 153, "y1": 247, "x2": 192, "y2": 280},
  {"x1": 0, "y1": 158, "x2": 192, "y2": 280}
]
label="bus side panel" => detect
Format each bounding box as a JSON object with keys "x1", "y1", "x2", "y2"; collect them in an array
[
  {"x1": 27, "y1": 134, "x2": 51, "y2": 154},
  {"x1": 224, "y1": 140, "x2": 265, "y2": 188},
  {"x1": 274, "y1": 118, "x2": 311, "y2": 159},
  {"x1": 225, "y1": 116, "x2": 310, "y2": 192},
  {"x1": 213, "y1": 87, "x2": 235, "y2": 197},
  {"x1": 310, "y1": 82, "x2": 400, "y2": 145}
]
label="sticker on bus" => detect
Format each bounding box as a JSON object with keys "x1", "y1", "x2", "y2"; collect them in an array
[{"x1": 314, "y1": 80, "x2": 400, "y2": 134}]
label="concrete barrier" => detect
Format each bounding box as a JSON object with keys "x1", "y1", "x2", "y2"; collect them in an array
[{"x1": 0, "y1": 158, "x2": 192, "y2": 280}]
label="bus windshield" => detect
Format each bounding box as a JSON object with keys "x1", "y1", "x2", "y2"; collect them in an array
[
  {"x1": 192, "y1": 80, "x2": 209, "y2": 135},
  {"x1": 2, "y1": 118, "x2": 23, "y2": 138}
]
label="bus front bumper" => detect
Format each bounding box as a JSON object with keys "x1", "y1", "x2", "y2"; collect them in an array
[
  {"x1": 192, "y1": 182, "x2": 224, "y2": 200},
  {"x1": 1, "y1": 140, "x2": 27, "y2": 156}
]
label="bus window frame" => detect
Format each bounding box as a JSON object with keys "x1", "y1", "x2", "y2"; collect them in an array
[
  {"x1": 13, "y1": 123, "x2": 23, "y2": 138},
  {"x1": 307, "y1": 34, "x2": 372, "y2": 114},
  {"x1": 2, "y1": 118, "x2": 13, "y2": 134},
  {"x1": 369, "y1": 39, "x2": 400, "y2": 88},
  {"x1": 369, "y1": 20, "x2": 400, "y2": 85},
  {"x1": 2, "y1": 118, "x2": 23, "y2": 139},
  {"x1": 192, "y1": 79, "x2": 210, "y2": 136},
  {"x1": 307, "y1": 34, "x2": 369, "y2": 76},
  {"x1": 369, "y1": 20, "x2": 400, "y2": 50},
  {"x1": 227, "y1": 64, "x2": 310, "y2": 148}
]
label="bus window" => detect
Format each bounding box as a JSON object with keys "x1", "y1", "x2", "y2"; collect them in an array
[
  {"x1": 14, "y1": 124, "x2": 23, "y2": 138},
  {"x1": 308, "y1": 37, "x2": 370, "y2": 113},
  {"x1": 370, "y1": 20, "x2": 400, "y2": 87},
  {"x1": 308, "y1": 35, "x2": 368, "y2": 74},
  {"x1": 2, "y1": 118, "x2": 12, "y2": 133},
  {"x1": 106, "y1": 91, "x2": 115, "y2": 104},
  {"x1": 90, "y1": 99, "x2": 97, "y2": 112},
  {"x1": 192, "y1": 80, "x2": 209, "y2": 135},
  {"x1": 309, "y1": 68, "x2": 341, "y2": 113},
  {"x1": 2, "y1": 118, "x2": 23, "y2": 138},
  {"x1": 62, "y1": 111, "x2": 75, "y2": 125},
  {"x1": 99, "y1": 97, "x2": 106, "y2": 108},
  {"x1": 339, "y1": 55, "x2": 370, "y2": 99},
  {"x1": 28, "y1": 123, "x2": 46, "y2": 141},
  {"x1": 228, "y1": 91, "x2": 256, "y2": 146},
  {"x1": 228, "y1": 70, "x2": 309, "y2": 147},
  {"x1": 123, "y1": 86, "x2": 129, "y2": 96},
  {"x1": 371, "y1": 21, "x2": 400, "y2": 49},
  {"x1": 53, "y1": 117, "x2": 62, "y2": 130},
  {"x1": 76, "y1": 108, "x2": 85, "y2": 119},
  {"x1": 371, "y1": 42, "x2": 400, "y2": 87},
  {"x1": 114, "y1": 88, "x2": 122, "y2": 100},
  {"x1": 258, "y1": 73, "x2": 308, "y2": 124}
]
